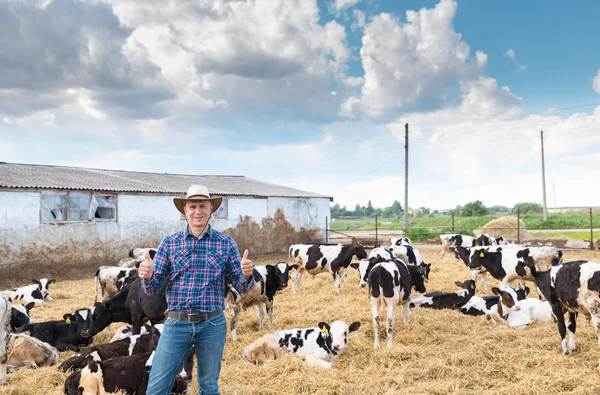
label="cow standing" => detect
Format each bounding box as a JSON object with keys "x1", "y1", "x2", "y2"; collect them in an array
[
  {"x1": 289, "y1": 243, "x2": 368, "y2": 293},
  {"x1": 95, "y1": 266, "x2": 138, "y2": 301},
  {"x1": 439, "y1": 234, "x2": 475, "y2": 261},
  {"x1": 475, "y1": 234, "x2": 506, "y2": 246}
]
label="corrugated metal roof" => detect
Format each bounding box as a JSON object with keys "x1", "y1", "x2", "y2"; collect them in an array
[{"x1": 0, "y1": 162, "x2": 333, "y2": 200}]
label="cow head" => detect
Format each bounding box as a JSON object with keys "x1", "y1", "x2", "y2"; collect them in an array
[
  {"x1": 353, "y1": 243, "x2": 368, "y2": 260},
  {"x1": 406, "y1": 263, "x2": 427, "y2": 294},
  {"x1": 273, "y1": 262, "x2": 293, "y2": 289},
  {"x1": 492, "y1": 287, "x2": 520, "y2": 317},
  {"x1": 10, "y1": 302, "x2": 35, "y2": 330},
  {"x1": 420, "y1": 262, "x2": 431, "y2": 282},
  {"x1": 351, "y1": 256, "x2": 387, "y2": 287},
  {"x1": 454, "y1": 246, "x2": 471, "y2": 266},
  {"x1": 454, "y1": 279, "x2": 476, "y2": 296},
  {"x1": 327, "y1": 320, "x2": 360, "y2": 353},
  {"x1": 84, "y1": 301, "x2": 112, "y2": 338},
  {"x1": 64, "y1": 308, "x2": 93, "y2": 339}
]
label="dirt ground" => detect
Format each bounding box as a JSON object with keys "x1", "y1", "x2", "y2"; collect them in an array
[{"x1": 3, "y1": 248, "x2": 600, "y2": 394}]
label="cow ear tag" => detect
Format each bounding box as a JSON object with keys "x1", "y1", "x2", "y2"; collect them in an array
[
  {"x1": 525, "y1": 289, "x2": 529, "y2": 296},
  {"x1": 291, "y1": 268, "x2": 297, "y2": 273},
  {"x1": 471, "y1": 283, "x2": 475, "y2": 289},
  {"x1": 479, "y1": 251, "x2": 485, "y2": 258},
  {"x1": 65, "y1": 317, "x2": 72, "y2": 325},
  {"x1": 321, "y1": 327, "x2": 329, "y2": 335}
]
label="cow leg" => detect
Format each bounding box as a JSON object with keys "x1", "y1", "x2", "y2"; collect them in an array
[
  {"x1": 565, "y1": 312, "x2": 577, "y2": 351},
  {"x1": 371, "y1": 300, "x2": 381, "y2": 349},
  {"x1": 256, "y1": 304, "x2": 265, "y2": 330},
  {"x1": 231, "y1": 303, "x2": 242, "y2": 342},
  {"x1": 132, "y1": 317, "x2": 143, "y2": 336},
  {"x1": 333, "y1": 273, "x2": 342, "y2": 294},
  {"x1": 385, "y1": 303, "x2": 397, "y2": 348},
  {"x1": 589, "y1": 310, "x2": 600, "y2": 369},
  {"x1": 305, "y1": 355, "x2": 332, "y2": 368},
  {"x1": 266, "y1": 299, "x2": 273, "y2": 329},
  {"x1": 292, "y1": 269, "x2": 304, "y2": 293},
  {"x1": 551, "y1": 305, "x2": 570, "y2": 354},
  {"x1": 481, "y1": 272, "x2": 489, "y2": 291}
]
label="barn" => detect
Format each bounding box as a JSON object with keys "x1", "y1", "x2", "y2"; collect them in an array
[{"x1": 0, "y1": 162, "x2": 331, "y2": 268}]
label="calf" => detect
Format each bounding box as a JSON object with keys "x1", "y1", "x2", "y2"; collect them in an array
[
  {"x1": 109, "y1": 324, "x2": 163, "y2": 343},
  {"x1": 351, "y1": 256, "x2": 429, "y2": 289},
  {"x1": 242, "y1": 320, "x2": 360, "y2": 368},
  {"x1": 289, "y1": 242, "x2": 368, "y2": 293},
  {"x1": 390, "y1": 237, "x2": 412, "y2": 246},
  {"x1": 388, "y1": 244, "x2": 431, "y2": 280},
  {"x1": 58, "y1": 326, "x2": 161, "y2": 372},
  {"x1": 439, "y1": 234, "x2": 475, "y2": 261},
  {"x1": 466, "y1": 245, "x2": 563, "y2": 291},
  {"x1": 16, "y1": 308, "x2": 93, "y2": 351},
  {"x1": 64, "y1": 351, "x2": 189, "y2": 395},
  {"x1": 475, "y1": 234, "x2": 506, "y2": 246},
  {"x1": 486, "y1": 287, "x2": 554, "y2": 328},
  {"x1": 5, "y1": 334, "x2": 59, "y2": 372},
  {"x1": 460, "y1": 286, "x2": 529, "y2": 316},
  {"x1": 225, "y1": 262, "x2": 292, "y2": 341},
  {"x1": 529, "y1": 260, "x2": 600, "y2": 367},
  {"x1": 10, "y1": 302, "x2": 35, "y2": 331},
  {"x1": 86, "y1": 277, "x2": 168, "y2": 337},
  {"x1": 4, "y1": 278, "x2": 56, "y2": 304},
  {"x1": 410, "y1": 280, "x2": 476, "y2": 310},
  {"x1": 368, "y1": 260, "x2": 427, "y2": 348},
  {"x1": 95, "y1": 266, "x2": 138, "y2": 301},
  {"x1": 128, "y1": 248, "x2": 157, "y2": 261}
]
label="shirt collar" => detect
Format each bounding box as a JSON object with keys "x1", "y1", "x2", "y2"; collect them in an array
[{"x1": 184, "y1": 224, "x2": 212, "y2": 240}]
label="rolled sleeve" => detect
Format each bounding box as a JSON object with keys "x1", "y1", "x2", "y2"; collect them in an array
[
  {"x1": 225, "y1": 239, "x2": 254, "y2": 294},
  {"x1": 141, "y1": 238, "x2": 171, "y2": 296}
]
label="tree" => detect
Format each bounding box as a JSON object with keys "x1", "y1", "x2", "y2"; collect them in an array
[
  {"x1": 460, "y1": 200, "x2": 488, "y2": 217},
  {"x1": 366, "y1": 200, "x2": 374, "y2": 216},
  {"x1": 390, "y1": 200, "x2": 403, "y2": 216},
  {"x1": 513, "y1": 202, "x2": 543, "y2": 214}
]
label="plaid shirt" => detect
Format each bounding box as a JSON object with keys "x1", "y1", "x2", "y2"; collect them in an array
[{"x1": 142, "y1": 225, "x2": 254, "y2": 313}]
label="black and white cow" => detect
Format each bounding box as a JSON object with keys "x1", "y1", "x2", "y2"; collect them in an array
[
  {"x1": 64, "y1": 351, "x2": 189, "y2": 395},
  {"x1": 368, "y1": 260, "x2": 427, "y2": 348},
  {"x1": 4, "y1": 278, "x2": 56, "y2": 304},
  {"x1": 10, "y1": 302, "x2": 35, "y2": 331},
  {"x1": 460, "y1": 286, "x2": 530, "y2": 316},
  {"x1": 351, "y1": 254, "x2": 429, "y2": 289},
  {"x1": 485, "y1": 287, "x2": 554, "y2": 328},
  {"x1": 109, "y1": 324, "x2": 163, "y2": 343},
  {"x1": 410, "y1": 280, "x2": 476, "y2": 310},
  {"x1": 225, "y1": 262, "x2": 293, "y2": 341},
  {"x1": 289, "y1": 242, "x2": 368, "y2": 293},
  {"x1": 475, "y1": 234, "x2": 506, "y2": 246},
  {"x1": 242, "y1": 320, "x2": 361, "y2": 368},
  {"x1": 0, "y1": 295, "x2": 10, "y2": 385},
  {"x1": 128, "y1": 247, "x2": 157, "y2": 261},
  {"x1": 95, "y1": 266, "x2": 138, "y2": 301},
  {"x1": 529, "y1": 259, "x2": 600, "y2": 366},
  {"x1": 85, "y1": 277, "x2": 168, "y2": 337},
  {"x1": 388, "y1": 244, "x2": 431, "y2": 280},
  {"x1": 462, "y1": 245, "x2": 563, "y2": 291},
  {"x1": 16, "y1": 308, "x2": 93, "y2": 351},
  {"x1": 58, "y1": 325, "x2": 161, "y2": 372},
  {"x1": 439, "y1": 234, "x2": 475, "y2": 261},
  {"x1": 390, "y1": 237, "x2": 412, "y2": 246}
]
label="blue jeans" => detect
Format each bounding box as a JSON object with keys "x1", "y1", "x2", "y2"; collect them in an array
[{"x1": 146, "y1": 313, "x2": 227, "y2": 395}]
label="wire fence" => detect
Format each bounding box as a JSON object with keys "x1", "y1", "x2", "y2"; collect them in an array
[{"x1": 323, "y1": 208, "x2": 598, "y2": 251}]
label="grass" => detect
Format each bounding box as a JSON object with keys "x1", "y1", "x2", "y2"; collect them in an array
[
  {"x1": 4, "y1": 248, "x2": 600, "y2": 394},
  {"x1": 529, "y1": 231, "x2": 592, "y2": 241}
]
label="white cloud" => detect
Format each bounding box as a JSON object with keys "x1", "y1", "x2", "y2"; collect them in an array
[
  {"x1": 505, "y1": 48, "x2": 516, "y2": 59},
  {"x1": 594, "y1": 69, "x2": 600, "y2": 93},
  {"x1": 342, "y1": 77, "x2": 365, "y2": 88},
  {"x1": 331, "y1": 0, "x2": 361, "y2": 13},
  {"x1": 517, "y1": 65, "x2": 528, "y2": 73},
  {"x1": 351, "y1": 9, "x2": 366, "y2": 31}
]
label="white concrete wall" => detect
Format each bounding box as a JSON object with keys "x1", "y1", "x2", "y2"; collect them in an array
[{"x1": 0, "y1": 190, "x2": 330, "y2": 266}]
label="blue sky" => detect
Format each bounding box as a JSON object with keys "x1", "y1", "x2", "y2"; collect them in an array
[{"x1": 1, "y1": 0, "x2": 599, "y2": 210}]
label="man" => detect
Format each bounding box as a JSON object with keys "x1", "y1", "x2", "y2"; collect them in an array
[{"x1": 139, "y1": 184, "x2": 254, "y2": 395}]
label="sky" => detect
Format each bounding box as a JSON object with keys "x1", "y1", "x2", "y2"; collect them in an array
[{"x1": 1, "y1": 0, "x2": 599, "y2": 210}]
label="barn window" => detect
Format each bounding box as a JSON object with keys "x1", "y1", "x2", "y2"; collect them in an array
[{"x1": 41, "y1": 191, "x2": 117, "y2": 223}]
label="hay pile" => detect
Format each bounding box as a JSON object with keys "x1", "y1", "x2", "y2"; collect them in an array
[
  {"x1": 478, "y1": 216, "x2": 533, "y2": 241},
  {"x1": 3, "y1": 249, "x2": 600, "y2": 394}
]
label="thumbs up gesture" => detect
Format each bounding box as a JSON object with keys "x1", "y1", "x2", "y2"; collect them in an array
[
  {"x1": 241, "y1": 249, "x2": 253, "y2": 280},
  {"x1": 138, "y1": 250, "x2": 155, "y2": 281}
]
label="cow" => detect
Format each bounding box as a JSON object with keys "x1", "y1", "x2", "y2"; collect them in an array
[
  {"x1": 351, "y1": 255, "x2": 429, "y2": 289},
  {"x1": 94, "y1": 266, "x2": 138, "y2": 301},
  {"x1": 109, "y1": 324, "x2": 163, "y2": 343},
  {"x1": 388, "y1": 244, "x2": 430, "y2": 278},
  {"x1": 129, "y1": 248, "x2": 157, "y2": 261},
  {"x1": 368, "y1": 260, "x2": 427, "y2": 348},
  {"x1": 3, "y1": 278, "x2": 56, "y2": 304},
  {"x1": 485, "y1": 287, "x2": 554, "y2": 328},
  {"x1": 225, "y1": 262, "x2": 292, "y2": 341},
  {"x1": 63, "y1": 351, "x2": 189, "y2": 395},
  {"x1": 410, "y1": 280, "x2": 476, "y2": 310},
  {"x1": 475, "y1": 234, "x2": 506, "y2": 246},
  {"x1": 58, "y1": 326, "x2": 161, "y2": 372},
  {"x1": 439, "y1": 234, "x2": 475, "y2": 261},
  {"x1": 242, "y1": 320, "x2": 360, "y2": 368},
  {"x1": 85, "y1": 277, "x2": 168, "y2": 337},
  {"x1": 10, "y1": 302, "x2": 35, "y2": 331},
  {"x1": 117, "y1": 257, "x2": 143, "y2": 268},
  {"x1": 15, "y1": 308, "x2": 93, "y2": 351},
  {"x1": 0, "y1": 294, "x2": 10, "y2": 385},
  {"x1": 528, "y1": 259, "x2": 600, "y2": 367},
  {"x1": 462, "y1": 245, "x2": 563, "y2": 291},
  {"x1": 289, "y1": 242, "x2": 368, "y2": 293},
  {"x1": 460, "y1": 286, "x2": 530, "y2": 316},
  {"x1": 390, "y1": 237, "x2": 412, "y2": 246},
  {"x1": 5, "y1": 333, "x2": 60, "y2": 372}
]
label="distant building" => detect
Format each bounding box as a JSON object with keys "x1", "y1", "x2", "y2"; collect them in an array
[{"x1": 0, "y1": 162, "x2": 331, "y2": 267}]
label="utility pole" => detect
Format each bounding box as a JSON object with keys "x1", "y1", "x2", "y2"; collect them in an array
[
  {"x1": 541, "y1": 130, "x2": 548, "y2": 221},
  {"x1": 403, "y1": 123, "x2": 409, "y2": 232}
]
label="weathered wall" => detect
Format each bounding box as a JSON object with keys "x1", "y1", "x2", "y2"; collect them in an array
[{"x1": 0, "y1": 190, "x2": 330, "y2": 277}]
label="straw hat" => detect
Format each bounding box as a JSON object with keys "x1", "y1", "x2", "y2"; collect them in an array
[{"x1": 173, "y1": 184, "x2": 223, "y2": 214}]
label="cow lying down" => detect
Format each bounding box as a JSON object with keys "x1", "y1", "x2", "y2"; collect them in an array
[
  {"x1": 485, "y1": 287, "x2": 555, "y2": 328},
  {"x1": 460, "y1": 286, "x2": 530, "y2": 316},
  {"x1": 242, "y1": 320, "x2": 360, "y2": 368},
  {"x1": 5, "y1": 334, "x2": 60, "y2": 373},
  {"x1": 410, "y1": 280, "x2": 476, "y2": 309}
]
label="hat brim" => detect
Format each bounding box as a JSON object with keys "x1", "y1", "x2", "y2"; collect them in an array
[{"x1": 174, "y1": 196, "x2": 223, "y2": 215}]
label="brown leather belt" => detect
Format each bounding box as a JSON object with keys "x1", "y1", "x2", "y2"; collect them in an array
[{"x1": 168, "y1": 310, "x2": 223, "y2": 324}]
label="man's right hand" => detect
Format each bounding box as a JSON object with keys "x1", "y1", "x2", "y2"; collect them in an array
[{"x1": 138, "y1": 250, "x2": 155, "y2": 281}]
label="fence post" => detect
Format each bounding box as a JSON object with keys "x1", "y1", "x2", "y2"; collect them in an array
[
  {"x1": 517, "y1": 208, "x2": 521, "y2": 244},
  {"x1": 325, "y1": 216, "x2": 329, "y2": 243},
  {"x1": 590, "y1": 208, "x2": 595, "y2": 250},
  {"x1": 451, "y1": 212, "x2": 455, "y2": 233},
  {"x1": 375, "y1": 214, "x2": 379, "y2": 247}
]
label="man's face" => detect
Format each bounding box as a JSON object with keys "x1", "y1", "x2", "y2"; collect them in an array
[{"x1": 184, "y1": 200, "x2": 213, "y2": 230}]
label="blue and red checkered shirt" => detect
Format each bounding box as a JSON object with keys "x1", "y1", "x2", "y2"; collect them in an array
[{"x1": 142, "y1": 225, "x2": 254, "y2": 313}]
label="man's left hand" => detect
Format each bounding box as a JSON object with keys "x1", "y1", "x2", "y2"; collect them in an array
[{"x1": 241, "y1": 249, "x2": 254, "y2": 280}]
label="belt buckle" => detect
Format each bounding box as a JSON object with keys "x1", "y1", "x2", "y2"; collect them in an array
[{"x1": 187, "y1": 313, "x2": 201, "y2": 323}]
